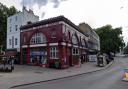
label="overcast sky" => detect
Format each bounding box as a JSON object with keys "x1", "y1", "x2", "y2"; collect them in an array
[{"x1": 0, "y1": 0, "x2": 128, "y2": 42}]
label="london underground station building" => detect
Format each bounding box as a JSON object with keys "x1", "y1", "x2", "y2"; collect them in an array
[{"x1": 20, "y1": 16, "x2": 88, "y2": 69}]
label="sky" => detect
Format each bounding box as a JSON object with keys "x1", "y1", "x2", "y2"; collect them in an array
[{"x1": 0, "y1": 0, "x2": 128, "y2": 42}]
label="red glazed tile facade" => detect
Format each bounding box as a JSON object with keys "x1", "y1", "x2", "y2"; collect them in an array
[{"x1": 20, "y1": 16, "x2": 88, "y2": 69}]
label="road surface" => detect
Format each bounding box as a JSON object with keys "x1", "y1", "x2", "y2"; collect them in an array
[{"x1": 12, "y1": 57, "x2": 128, "y2": 89}]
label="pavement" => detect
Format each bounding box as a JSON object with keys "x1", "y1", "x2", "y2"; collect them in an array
[
  {"x1": 12, "y1": 57, "x2": 127, "y2": 89},
  {"x1": 0, "y1": 61, "x2": 113, "y2": 89}
]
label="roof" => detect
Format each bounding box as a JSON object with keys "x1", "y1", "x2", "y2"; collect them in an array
[{"x1": 20, "y1": 16, "x2": 89, "y2": 37}]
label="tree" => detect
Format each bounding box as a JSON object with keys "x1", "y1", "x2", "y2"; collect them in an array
[
  {"x1": 0, "y1": 3, "x2": 17, "y2": 51},
  {"x1": 96, "y1": 25, "x2": 125, "y2": 55}
]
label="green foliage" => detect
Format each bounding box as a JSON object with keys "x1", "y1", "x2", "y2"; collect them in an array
[
  {"x1": 0, "y1": 3, "x2": 17, "y2": 50},
  {"x1": 96, "y1": 25, "x2": 125, "y2": 54}
]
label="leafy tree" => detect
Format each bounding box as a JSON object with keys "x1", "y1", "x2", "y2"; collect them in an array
[
  {"x1": 0, "y1": 3, "x2": 17, "y2": 51},
  {"x1": 96, "y1": 25, "x2": 125, "y2": 55}
]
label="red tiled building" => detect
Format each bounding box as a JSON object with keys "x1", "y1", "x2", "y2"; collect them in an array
[{"x1": 20, "y1": 16, "x2": 88, "y2": 69}]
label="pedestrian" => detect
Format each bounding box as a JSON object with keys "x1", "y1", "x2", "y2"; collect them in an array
[
  {"x1": 77, "y1": 57, "x2": 81, "y2": 68},
  {"x1": 3, "y1": 57, "x2": 6, "y2": 69},
  {"x1": 11, "y1": 57, "x2": 14, "y2": 70}
]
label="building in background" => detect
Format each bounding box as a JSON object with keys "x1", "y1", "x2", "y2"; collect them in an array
[
  {"x1": 6, "y1": 7, "x2": 39, "y2": 61},
  {"x1": 20, "y1": 16, "x2": 89, "y2": 69},
  {"x1": 79, "y1": 23, "x2": 100, "y2": 53}
]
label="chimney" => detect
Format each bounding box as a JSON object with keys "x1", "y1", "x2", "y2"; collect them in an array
[
  {"x1": 22, "y1": 6, "x2": 26, "y2": 11},
  {"x1": 29, "y1": 9, "x2": 34, "y2": 14}
]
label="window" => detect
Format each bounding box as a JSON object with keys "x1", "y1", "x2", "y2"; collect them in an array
[
  {"x1": 15, "y1": 16, "x2": 17, "y2": 21},
  {"x1": 9, "y1": 39, "x2": 12, "y2": 45},
  {"x1": 10, "y1": 27, "x2": 12, "y2": 32},
  {"x1": 72, "y1": 48, "x2": 79, "y2": 55},
  {"x1": 50, "y1": 47, "x2": 59, "y2": 59},
  {"x1": 30, "y1": 32, "x2": 46, "y2": 44},
  {"x1": 51, "y1": 31, "x2": 56, "y2": 38},
  {"x1": 82, "y1": 40, "x2": 85, "y2": 46},
  {"x1": 15, "y1": 25, "x2": 18, "y2": 31},
  {"x1": 10, "y1": 18, "x2": 11, "y2": 23},
  {"x1": 72, "y1": 34, "x2": 78, "y2": 44},
  {"x1": 15, "y1": 38, "x2": 17, "y2": 45}
]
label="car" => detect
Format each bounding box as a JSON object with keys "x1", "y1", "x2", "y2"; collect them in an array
[{"x1": 122, "y1": 68, "x2": 128, "y2": 82}]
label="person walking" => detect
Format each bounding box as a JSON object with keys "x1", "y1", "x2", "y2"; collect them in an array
[{"x1": 11, "y1": 57, "x2": 14, "y2": 70}]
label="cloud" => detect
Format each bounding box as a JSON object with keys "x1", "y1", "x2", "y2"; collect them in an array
[
  {"x1": 41, "y1": 12, "x2": 46, "y2": 18},
  {"x1": 21, "y1": 0, "x2": 68, "y2": 18},
  {"x1": 21, "y1": 0, "x2": 67, "y2": 9}
]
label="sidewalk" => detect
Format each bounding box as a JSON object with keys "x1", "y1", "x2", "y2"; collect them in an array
[{"x1": 0, "y1": 62, "x2": 113, "y2": 89}]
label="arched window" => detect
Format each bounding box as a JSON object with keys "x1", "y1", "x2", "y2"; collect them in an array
[
  {"x1": 82, "y1": 39, "x2": 86, "y2": 46},
  {"x1": 30, "y1": 32, "x2": 46, "y2": 44},
  {"x1": 82, "y1": 39, "x2": 88, "y2": 48},
  {"x1": 72, "y1": 34, "x2": 78, "y2": 45}
]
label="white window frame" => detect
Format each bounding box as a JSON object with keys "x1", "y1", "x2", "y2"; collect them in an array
[
  {"x1": 30, "y1": 33, "x2": 46, "y2": 44},
  {"x1": 50, "y1": 47, "x2": 59, "y2": 59},
  {"x1": 72, "y1": 48, "x2": 79, "y2": 55}
]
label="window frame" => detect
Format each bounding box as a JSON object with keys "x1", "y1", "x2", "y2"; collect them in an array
[
  {"x1": 15, "y1": 38, "x2": 17, "y2": 45},
  {"x1": 72, "y1": 48, "x2": 79, "y2": 55},
  {"x1": 50, "y1": 47, "x2": 59, "y2": 59},
  {"x1": 30, "y1": 32, "x2": 46, "y2": 44}
]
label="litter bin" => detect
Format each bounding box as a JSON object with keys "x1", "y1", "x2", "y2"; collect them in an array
[{"x1": 97, "y1": 55, "x2": 104, "y2": 67}]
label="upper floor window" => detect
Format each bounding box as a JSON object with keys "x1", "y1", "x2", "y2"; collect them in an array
[
  {"x1": 72, "y1": 48, "x2": 79, "y2": 55},
  {"x1": 30, "y1": 32, "x2": 46, "y2": 44},
  {"x1": 15, "y1": 38, "x2": 17, "y2": 45},
  {"x1": 82, "y1": 39, "x2": 86, "y2": 46},
  {"x1": 15, "y1": 25, "x2": 18, "y2": 31},
  {"x1": 50, "y1": 47, "x2": 59, "y2": 59},
  {"x1": 10, "y1": 27, "x2": 12, "y2": 32},
  {"x1": 9, "y1": 39, "x2": 12, "y2": 45},
  {"x1": 15, "y1": 16, "x2": 17, "y2": 21},
  {"x1": 51, "y1": 31, "x2": 56, "y2": 38},
  {"x1": 72, "y1": 34, "x2": 78, "y2": 45}
]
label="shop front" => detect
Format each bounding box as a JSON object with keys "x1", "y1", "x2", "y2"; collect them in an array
[{"x1": 30, "y1": 48, "x2": 47, "y2": 66}]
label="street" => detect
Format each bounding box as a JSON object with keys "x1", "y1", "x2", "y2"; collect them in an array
[{"x1": 12, "y1": 57, "x2": 128, "y2": 89}]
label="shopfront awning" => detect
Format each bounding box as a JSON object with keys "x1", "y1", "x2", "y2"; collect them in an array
[{"x1": 5, "y1": 49, "x2": 17, "y2": 57}]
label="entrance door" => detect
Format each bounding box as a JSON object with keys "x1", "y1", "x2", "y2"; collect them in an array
[
  {"x1": 22, "y1": 49, "x2": 27, "y2": 64},
  {"x1": 67, "y1": 47, "x2": 72, "y2": 66}
]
